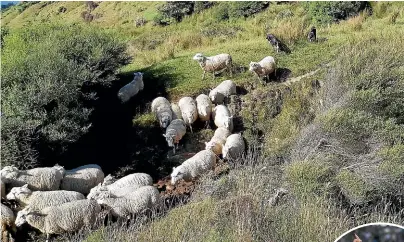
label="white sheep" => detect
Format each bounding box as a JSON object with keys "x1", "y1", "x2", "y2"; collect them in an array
[
  {"x1": 15, "y1": 199, "x2": 101, "y2": 242},
  {"x1": 163, "y1": 119, "x2": 187, "y2": 154},
  {"x1": 193, "y1": 53, "x2": 233, "y2": 79},
  {"x1": 60, "y1": 164, "x2": 104, "y2": 195},
  {"x1": 209, "y1": 79, "x2": 237, "y2": 104},
  {"x1": 1, "y1": 179, "x2": 5, "y2": 198},
  {"x1": 87, "y1": 173, "x2": 153, "y2": 200},
  {"x1": 171, "y1": 150, "x2": 216, "y2": 185},
  {"x1": 178, "y1": 97, "x2": 198, "y2": 133},
  {"x1": 0, "y1": 165, "x2": 65, "y2": 191},
  {"x1": 6, "y1": 184, "x2": 85, "y2": 211},
  {"x1": 171, "y1": 103, "x2": 182, "y2": 120},
  {"x1": 223, "y1": 133, "x2": 246, "y2": 160},
  {"x1": 151, "y1": 97, "x2": 173, "y2": 128},
  {"x1": 249, "y1": 56, "x2": 276, "y2": 82},
  {"x1": 117, "y1": 72, "x2": 144, "y2": 103},
  {"x1": 97, "y1": 186, "x2": 160, "y2": 219},
  {"x1": 1, "y1": 204, "x2": 16, "y2": 242},
  {"x1": 196, "y1": 94, "x2": 213, "y2": 127},
  {"x1": 212, "y1": 105, "x2": 233, "y2": 132},
  {"x1": 205, "y1": 127, "x2": 231, "y2": 155}
]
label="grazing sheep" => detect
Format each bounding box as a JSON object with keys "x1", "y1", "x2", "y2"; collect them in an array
[
  {"x1": 178, "y1": 97, "x2": 198, "y2": 133},
  {"x1": 209, "y1": 80, "x2": 237, "y2": 104},
  {"x1": 212, "y1": 105, "x2": 233, "y2": 132},
  {"x1": 307, "y1": 26, "x2": 316, "y2": 42},
  {"x1": 223, "y1": 133, "x2": 246, "y2": 160},
  {"x1": 15, "y1": 199, "x2": 101, "y2": 242},
  {"x1": 151, "y1": 97, "x2": 172, "y2": 128},
  {"x1": 1, "y1": 179, "x2": 5, "y2": 198},
  {"x1": 205, "y1": 127, "x2": 231, "y2": 155},
  {"x1": 196, "y1": 94, "x2": 213, "y2": 127},
  {"x1": 163, "y1": 119, "x2": 187, "y2": 154},
  {"x1": 6, "y1": 184, "x2": 85, "y2": 211},
  {"x1": 97, "y1": 186, "x2": 160, "y2": 219},
  {"x1": 266, "y1": 33, "x2": 290, "y2": 53},
  {"x1": 171, "y1": 103, "x2": 182, "y2": 120},
  {"x1": 87, "y1": 173, "x2": 153, "y2": 200},
  {"x1": 1, "y1": 165, "x2": 65, "y2": 191},
  {"x1": 249, "y1": 56, "x2": 276, "y2": 82},
  {"x1": 60, "y1": 164, "x2": 104, "y2": 195},
  {"x1": 171, "y1": 150, "x2": 216, "y2": 185},
  {"x1": 1, "y1": 204, "x2": 16, "y2": 242},
  {"x1": 193, "y1": 53, "x2": 233, "y2": 79},
  {"x1": 117, "y1": 72, "x2": 144, "y2": 103}
]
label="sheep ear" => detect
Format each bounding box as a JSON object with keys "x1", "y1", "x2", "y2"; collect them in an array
[
  {"x1": 172, "y1": 166, "x2": 176, "y2": 171},
  {"x1": 163, "y1": 134, "x2": 167, "y2": 137},
  {"x1": 22, "y1": 184, "x2": 29, "y2": 188}
]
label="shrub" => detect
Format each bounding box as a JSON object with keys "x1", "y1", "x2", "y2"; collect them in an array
[
  {"x1": 1, "y1": 24, "x2": 131, "y2": 167},
  {"x1": 194, "y1": 1, "x2": 215, "y2": 13},
  {"x1": 212, "y1": 3, "x2": 230, "y2": 21},
  {"x1": 81, "y1": 11, "x2": 94, "y2": 22},
  {"x1": 86, "y1": 1, "x2": 98, "y2": 11},
  {"x1": 58, "y1": 6, "x2": 67, "y2": 13},
  {"x1": 158, "y1": 1, "x2": 195, "y2": 22},
  {"x1": 228, "y1": 1, "x2": 270, "y2": 19}
]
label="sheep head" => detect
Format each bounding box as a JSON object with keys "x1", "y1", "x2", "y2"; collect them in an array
[
  {"x1": 224, "y1": 116, "x2": 233, "y2": 130},
  {"x1": 102, "y1": 174, "x2": 116, "y2": 186},
  {"x1": 163, "y1": 133, "x2": 176, "y2": 148},
  {"x1": 160, "y1": 112, "x2": 172, "y2": 128},
  {"x1": 171, "y1": 166, "x2": 185, "y2": 185},
  {"x1": 6, "y1": 184, "x2": 32, "y2": 201},
  {"x1": 0, "y1": 166, "x2": 19, "y2": 182},
  {"x1": 192, "y1": 53, "x2": 205, "y2": 63},
  {"x1": 53, "y1": 164, "x2": 66, "y2": 177},
  {"x1": 15, "y1": 207, "x2": 31, "y2": 227},
  {"x1": 249, "y1": 62, "x2": 260, "y2": 72}
]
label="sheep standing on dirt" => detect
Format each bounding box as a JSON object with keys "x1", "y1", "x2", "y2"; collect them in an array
[
  {"x1": 87, "y1": 173, "x2": 153, "y2": 200},
  {"x1": 15, "y1": 199, "x2": 101, "y2": 242},
  {"x1": 151, "y1": 97, "x2": 172, "y2": 128},
  {"x1": 193, "y1": 53, "x2": 233, "y2": 80},
  {"x1": 213, "y1": 105, "x2": 233, "y2": 132},
  {"x1": 163, "y1": 119, "x2": 187, "y2": 154},
  {"x1": 223, "y1": 133, "x2": 246, "y2": 160},
  {"x1": 171, "y1": 150, "x2": 216, "y2": 185},
  {"x1": 205, "y1": 127, "x2": 231, "y2": 155},
  {"x1": 249, "y1": 56, "x2": 277, "y2": 82},
  {"x1": 178, "y1": 97, "x2": 198, "y2": 133},
  {"x1": 60, "y1": 164, "x2": 104, "y2": 195},
  {"x1": 196, "y1": 94, "x2": 213, "y2": 127},
  {"x1": 209, "y1": 80, "x2": 237, "y2": 104},
  {"x1": 171, "y1": 103, "x2": 182, "y2": 120},
  {"x1": 117, "y1": 72, "x2": 144, "y2": 103},
  {"x1": 6, "y1": 184, "x2": 85, "y2": 211},
  {"x1": 0, "y1": 165, "x2": 65, "y2": 191},
  {"x1": 1, "y1": 204, "x2": 16, "y2": 242},
  {"x1": 97, "y1": 186, "x2": 160, "y2": 219}
]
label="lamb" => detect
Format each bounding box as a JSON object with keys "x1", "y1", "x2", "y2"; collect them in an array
[
  {"x1": 0, "y1": 165, "x2": 65, "y2": 191},
  {"x1": 6, "y1": 184, "x2": 85, "y2": 211},
  {"x1": 1, "y1": 179, "x2": 5, "y2": 198},
  {"x1": 205, "y1": 127, "x2": 231, "y2": 155},
  {"x1": 60, "y1": 164, "x2": 104, "y2": 195},
  {"x1": 163, "y1": 119, "x2": 187, "y2": 154},
  {"x1": 212, "y1": 105, "x2": 233, "y2": 132},
  {"x1": 178, "y1": 97, "x2": 198, "y2": 133},
  {"x1": 117, "y1": 72, "x2": 144, "y2": 103},
  {"x1": 222, "y1": 133, "x2": 246, "y2": 160},
  {"x1": 151, "y1": 97, "x2": 172, "y2": 128},
  {"x1": 209, "y1": 80, "x2": 237, "y2": 104},
  {"x1": 171, "y1": 150, "x2": 216, "y2": 185},
  {"x1": 1, "y1": 204, "x2": 16, "y2": 242},
  {"x1": 249, "y1": 56, "x2": 277, "y2": 82},
  {"x1": 87, "y1": 173, "x2": 153, "y2": 200},
  {"x1": 171, "y1": 103, "x2": 182, "y2": 120},
  {"x1": 15, "y1": 199, "x2": 101, "y2": 242},
  {"x1": 196, "y1": 94, "x2": 213, "y2": 127},
  {"x1": 193, "y1": 53, "x2": 233, "y2": 80},
  {"x1": 97, "y1": 186, "x2": 160, "y2": 219}
]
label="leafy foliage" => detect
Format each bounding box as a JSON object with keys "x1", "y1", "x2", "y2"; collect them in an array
[
  {"x1": 228, "y1": 1, "x2": 270, "y2": 19},
  {"x1": 158, "y1": 1, "x2": 195, "y2": 22}
]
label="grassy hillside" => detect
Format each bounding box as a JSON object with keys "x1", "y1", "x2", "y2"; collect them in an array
[{"x1": 2, "y1": 1, "x2": 404, "y2": 242}]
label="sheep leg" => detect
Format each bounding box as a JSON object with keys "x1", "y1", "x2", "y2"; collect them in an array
[
  {"x1": 190, "y1": 125, "x2": 193, "y2": 133},
  {"x1": 173, "y1": 146, "x2": 176, "y2": 155},
  {"x1": 46, "y1": 234, "x2": 50, "y2": 242},
  {"x1": 202, "y1": 71, "x2": 206, "y2": 80}
]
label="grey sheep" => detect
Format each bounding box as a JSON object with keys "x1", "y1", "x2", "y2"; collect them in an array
[
  {"x1": 1, "y1": 204, "x2": 16, "y2": 242},
  {"x1": 6, "y1": 184, "x2": 85, "y2": 211},
  {"x1": 249, "y1": 56, "x2": 276, "y2": 82},
  {"x1": 196, "y1": 94, "x2": 213, "y2": 127},
  {"x1": 212, "y1": 105, "x2": 233, "y2": 132},
  {"x1": 0, "y1": 165, "x2": 65, "y2": 191},
  {"x1": 171, "y1": 103, "x2": 182, "y2": 120},
  {"x1": 205, "y1": 127, "x2": 231, "y2": 155},
  {"x1": 178, "y1": 97, "x2": 198, "y2": 133},
  {"x1": 60, "y1": 164, "x2": 104, "y2": 195},
  {"x1": 223, "y1": 133, "x2": 246, "y2": 160},
  {"x1": 193, "y1": 53, "x2": 233, "y2": 80},
  {"x1": 15, "y1": 199, "x2": 101, "y2": 242},
  {"x1": 117, "y1": 72, "x2": 144, "y2": 103},
  {"x1": 209, "y1": 80, "x2": 237, "y2": 104},
  {"x1": 163, "y1": 119, "x2": 187, "y2": 154},
  {"x1": 97, "y1": 186, "x2": 160, "y2": 219},
  {"x1": 171, "y1": 150, "x2": 216, "y2": 185},
  {"x1": 151, "y1": 97, "x2": 173, "y2": 128}
]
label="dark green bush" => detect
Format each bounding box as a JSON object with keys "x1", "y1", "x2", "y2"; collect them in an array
[
  {"x1": 212, "y1": 3, "x2": 230, "y2": 21},
  {"x1": 228, "y1": 1, "x2": 270, "y2": 19},
  {"x1": 158, "y1": 1, "x2": 195, "y2": 22},
  {"x1": 194, "y1": 1, "x2": 215, "y2": 13},
  {"x1": 1, "y1": 24, "x2": 131, "y2": 167},
  {"x1": 304, "y1": 1, "x2": 370, "y2": 25}
]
